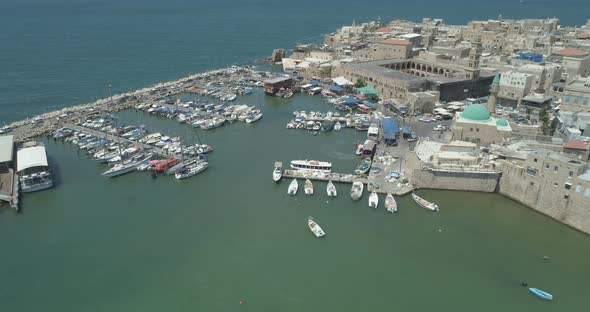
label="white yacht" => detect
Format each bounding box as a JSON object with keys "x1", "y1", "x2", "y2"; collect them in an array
[
  {"x1": 290, "y1": 160, "x2": 332, "y2": 173},
  {"x1": 175, "y1": 162, "x2": 208, "y2": 179},
  {"x1": 102, "y1": 153, "x2": 152, "y2": 178},
  {"x1": 308, "y1": 217, "x2": 326, "y2": 238},
  {"x1": 246, "y1": 112, "x2": 263, "y2": 123}
]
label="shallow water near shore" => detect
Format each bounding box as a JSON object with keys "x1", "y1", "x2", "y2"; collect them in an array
[{"x1": 1, "y1": 90, "x2": 589, "y2": 311}]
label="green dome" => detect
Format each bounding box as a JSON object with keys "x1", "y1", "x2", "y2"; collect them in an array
[
  {"x1": 462, "y1": 104, "x2": 491, "y2": 121},
  {"x1": 496, "y1": 118, "x2": 509, "y2": 127}
]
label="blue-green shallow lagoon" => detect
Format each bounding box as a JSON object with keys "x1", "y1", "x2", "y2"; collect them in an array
[{"x1": 1, "y1": 91, "x2": 589, "y2": 311}]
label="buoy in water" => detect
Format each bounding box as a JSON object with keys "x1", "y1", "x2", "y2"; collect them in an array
[{"x1": 239, "y1": 300, "x2": 244, "y2": 305}]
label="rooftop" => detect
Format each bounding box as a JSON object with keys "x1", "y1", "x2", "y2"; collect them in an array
[
  {"x1": 17, "y1": 145, "x2": 49, "y2": 172},
  {"x1": 0, "y1": 135, "x2": 14, "y2": 163},
  {"x1": 381, "y1": 39, "x2": 411, "y2": 46},
  {"x1": 563, "y1": 140, "x2": 590, "y2": 151},
  {"x1": 552, "y1": 47, "x2": 588, "y2": 57}
]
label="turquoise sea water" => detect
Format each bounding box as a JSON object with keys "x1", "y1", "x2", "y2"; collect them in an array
[{"x1": 1, "y1": 1, "x2": 590, "y2": 311}]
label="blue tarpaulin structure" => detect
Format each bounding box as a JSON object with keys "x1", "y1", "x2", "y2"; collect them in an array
[
  {"x1": 343, "y1": 97, "x2": 358, "y2": 104},
  {"x1": 309, "y1": 80, "x2": 320, "y2": 86},
  {"x1": 382, "y1": 117, "x2": 400, "y2": 144},
  {"x1": 328, "y1": 84, "x2": 343, "y2": 93},
  {"x1": 515, "y1": 52, "x2": 543, "y2": 63},
  {"x1": 362, "y1": 101, "x2": 375, "y2": 107}
]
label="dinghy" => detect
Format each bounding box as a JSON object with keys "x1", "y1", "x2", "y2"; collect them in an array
[
  {"x1": 272, "y1": 166, "x2": 282, "y2": 182},
  {"x1": 308, "y1": 217, "x2": 326, "y2": 238},
  {"x1": 304, "y1": 179, "x2": 314, "y2": 195},
  {"x1": 350, "y1": 182, "x2": 364, "y2": 200},
  {"x1": 529, "y1": 287, "x2": 553, "y2": 301},
  {"x1": 411, "y1": 193, "x2": 439, "y2": 211},
  {"x1": 288, "y1": 179, "x2": 298, "y2": 195}
]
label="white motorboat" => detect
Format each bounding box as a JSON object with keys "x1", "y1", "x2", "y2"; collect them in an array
[
  {"x1": 102, "y1": 153, "x2": 152, "y2": 178},
  {"x1": 385, "y1": 193, "x2": 398, "y2": 213},
  {"x1": 246, "y1": 112, "x2": 263, "y2": 123},
  {"x1": 350, "y1": 182, "x2": 364, "y2": 200},
  {"x1": 288, "y1": 179, "x2": 298, "y2": 195},
  {"x1": 308, "y1": 217, "x2": 326, "y2": 238},
  {"x1": 326, "y1": 181, "x2": 337, "y2": 197},
  {"x1": 411, "y1": 193, "x2": 439, "y2": 211},
  {"x1": 304, "y1": 179, "x2": 314, "y2": 195},
  {"x1": 368, "y1": 191, "x2": 379, "y2": 208},
  {"x1": 175, "y1": 162, "x2": 209, "y2": 179},
  {"x1": 272, "y1": 166, "x2": 282, "y2": 182},
  {"x1": 290, "y1": 160, "x2": 332, "y2": 173},
  {"x1": 334, "y1": 121, "x2": 342, "y2": 131}
]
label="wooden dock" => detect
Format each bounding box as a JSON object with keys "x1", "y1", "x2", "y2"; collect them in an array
[{"x1": 282, "y1": 169, "x2": 368, "y2": 184}]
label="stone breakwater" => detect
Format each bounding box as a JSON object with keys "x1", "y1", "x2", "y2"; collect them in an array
[{"x1": 6, "y1": 67, "x2": 257, "y2": 143}]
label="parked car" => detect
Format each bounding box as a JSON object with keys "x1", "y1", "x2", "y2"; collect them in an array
[{"x1": 433, "y1": 124, "x2": 447, "y2": 131}]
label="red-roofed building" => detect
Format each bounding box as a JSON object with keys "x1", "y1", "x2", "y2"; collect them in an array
[
  {"x1": 375, "y1": 27, "x2": 391, "y2": 33},
  {"x1": 552, "y1": 48, "x2": 588, "y2": 58},
  {"x1": 381, "y1": 39, "x2": 411, "y2": 46},
  {"x1": 563, "y1": 140, "x2": 590, "y2": 160},
  {"x1": 578, "y1": 33, "x2": 590, "y2": 40}
]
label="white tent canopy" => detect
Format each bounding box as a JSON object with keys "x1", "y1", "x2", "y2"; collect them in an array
[
  {"x1": 331, "y1": 76, "x2": 353, "y2": 87},
  {"x1": 17, "y1": 146, "x2": 48, "y2": 172}
]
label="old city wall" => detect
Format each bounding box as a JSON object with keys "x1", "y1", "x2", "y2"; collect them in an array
[
  {"x1": 498, "y1": 160, "x2": 590, "y2": 234},
  {"x1": 411, "y1": 169, "x2": 500, "y2": 192}
]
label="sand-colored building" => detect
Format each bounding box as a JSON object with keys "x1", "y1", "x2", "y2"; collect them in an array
[{"x1": 450, "y1": 103, "x2": 512, "y2": 145}]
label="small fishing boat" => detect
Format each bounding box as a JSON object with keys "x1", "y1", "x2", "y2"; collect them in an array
[
  {"x1": 369, "y1": 191, "x2": 379, "y2": 208},
  {"x1": 385, "y1": 193, "x2": 397, "y2": 213},
  {"x1": 334, "y1": 121, "x2": 342, "y2": 131},
  {"x1": 350, "y1": 182, "x2": 364, "y2": 200},
  {"x1": 304, "y1": 179, "x2": 314, "y2": 195},
  {"x1": 308, "y1": 217, "x2": 326, "y2": 238},
  {"x1": 529, "y1": 287, "x2": 553, "y2": 301},
  {"x1": 283, "y1": 91, "x2": 294, "y2": 98},
  {"x1": 354, "y1": 158, "x2": 372, "y2": 175},
  {"x1": 288, "y1": 179, "x2": 298, "y2": 195},
  {"x1": 246, "y1": 112, "x2": 263, "y2": 123},
  {"x1": 326, "y1": 181, "x2": 337, "y2": 197},
  {"x1": 411, "y1": 193, "x2": 439, "y2": 211},
  {"x1": 272, "y1": 166, "x2": 282, "y2": 182},
  {"x1": 355, "y1": 143, "x2": 363, "y2": 155}
]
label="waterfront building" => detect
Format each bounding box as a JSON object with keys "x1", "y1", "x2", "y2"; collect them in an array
[
  {"x1": 263, "y1": 77, "x2": 293, "y2": 96},
  {"x1": 450, "y1": 103, "x2": 512, "y2": 145},
  {"x1": 0, "y1": 135, "x2": 15, "y2": 206}
]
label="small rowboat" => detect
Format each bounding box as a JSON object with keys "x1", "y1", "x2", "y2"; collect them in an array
[
  {"x1": 288, "y1": 179, "x2": 298, "y2": 195},
  {"x1": 304, "y1": 179, "x2": 314, "y2": 195},
  {"x1": 385, "y1": 193, "x2": 397, "y2": 213},
  {"x1": 529, "y1": 287, "x2": 553, "y2": 301},
  {"x1": 368, "y1": 191, "x2": 379, "y2": 208},
  {"x1": 326, "y1": 181, "x2": 337, "y2": 197},
  {"x1": 411, "y1": 193, "x2": 439, "y2": 211}
]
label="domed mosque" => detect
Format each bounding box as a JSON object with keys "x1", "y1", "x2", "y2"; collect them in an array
[{"x1": 450, "y1": 101, "x2": 512, "y2": 145}]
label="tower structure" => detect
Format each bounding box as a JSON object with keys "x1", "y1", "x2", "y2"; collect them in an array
[
  {"x1": 466, "y1": 37, "x2": 482, "y2": 80},
  {"x1": 488, "y1": 73, "x2": 500, "y2": 114}
]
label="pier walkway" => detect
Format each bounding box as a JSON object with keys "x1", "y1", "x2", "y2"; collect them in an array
[{"x1": 64, "y1": 124, "x2": 180, "y2": 158}]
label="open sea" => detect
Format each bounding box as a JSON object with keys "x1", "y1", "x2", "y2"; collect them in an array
[{"x1": 1, "y1": 0, "x2": 589, "y2": 311}]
